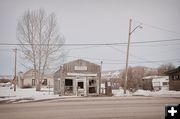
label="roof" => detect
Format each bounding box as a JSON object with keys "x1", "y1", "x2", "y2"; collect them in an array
[
  {"x1": 143, "y1": 75, "x2": 168, "y2": 80},
  {"x1": 165, "y1": 66, "x2": 180, "y2": 74},
  {"x1": 63, "y1": 59, "x2": 100, "y2": 67}
]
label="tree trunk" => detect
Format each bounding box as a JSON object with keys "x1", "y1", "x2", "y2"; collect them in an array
[{"x1": 36, "y1": 80, "x2": 41, "y2": 91}]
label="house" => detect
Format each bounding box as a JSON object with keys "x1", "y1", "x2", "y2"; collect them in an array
[
  {"x1": 54, "y1": 59, "x2": 101, "y2": 96},
  {"x1": 166, "y1": 66, "x2": 180, "y2": 91},
  {"x1": 142, "y1": 76, "x2": 169, "y2": 91},
  {"x1": 17, "y1": 69, "x2": 54, "y2": 88}
]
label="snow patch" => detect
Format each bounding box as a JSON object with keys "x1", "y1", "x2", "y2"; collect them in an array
[
  {"x1": 0, "y1": 87, "x2": 60, "y2": 103},
  {"x1": 112, "y1": 88, "x2": 180, "y2": 97}
]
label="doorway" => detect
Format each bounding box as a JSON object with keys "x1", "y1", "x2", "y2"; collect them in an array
[
  {"x1": 64, "y1": 79, "x2": 73, "y2": 95},
  {"x1": 76, "y1": 77, "x2": 86, "y2": 96}
]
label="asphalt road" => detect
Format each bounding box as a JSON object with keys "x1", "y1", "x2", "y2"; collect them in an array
[{"x1": 0, "y1": 96, "x2": 180, "y2": 119}]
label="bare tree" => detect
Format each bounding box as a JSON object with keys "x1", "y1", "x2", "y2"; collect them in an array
[
  {"x1": 17, "y1": 9, "x2": 65, "y2": 91},
  {"x1": 157, "y1": 63, "x2": 175, "y2": 75},
  {"x1": 120, "y1": 66, "x2": 146, "y2": 91}
]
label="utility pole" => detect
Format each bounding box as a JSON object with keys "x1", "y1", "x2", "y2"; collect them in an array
[
  {"x1": 13, "y1": 48, "x2": 17, "y2": 91},
  {"x1": 124, "y1": 19, "x2": 132, "y2": 95},
  {"x1": 124, "y1": 19, "x2": 142, "y2": 95},
  {"x1": 99, "y1": 61, "x2": 103, "y2": 95}
]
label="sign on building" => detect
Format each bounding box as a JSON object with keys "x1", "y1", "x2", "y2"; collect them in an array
[{"x1": 74, "y1": 66, "x2": 87, "y2": 71}]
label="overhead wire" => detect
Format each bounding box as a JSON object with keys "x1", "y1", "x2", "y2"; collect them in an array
[
  {"x1": 0, "y1": 38, "x2": 180, "y2": 46},
  {"x1": 134, "y1": 20, "x2": 180, "y2": 35}
]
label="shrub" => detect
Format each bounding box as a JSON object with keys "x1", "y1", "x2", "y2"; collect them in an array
[
  {"x1": 22, "y1": 84, "x2": 32, "y2": 88},
  {"x1": 0, "y1": 79, "x2": 11, "y2": 83}
]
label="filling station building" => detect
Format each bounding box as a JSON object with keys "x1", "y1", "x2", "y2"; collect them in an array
[{"x1": 54, "y1": 59, "x2": 101, "y2": 96}]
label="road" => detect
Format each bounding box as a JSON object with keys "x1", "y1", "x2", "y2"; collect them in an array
[{"x1": 0, "y1": 96, "x2": 179, "y2": 119}]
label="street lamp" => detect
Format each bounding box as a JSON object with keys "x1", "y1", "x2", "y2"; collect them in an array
[{"x1": 124, "y1": 19, "x2": 142, "y2": 95}]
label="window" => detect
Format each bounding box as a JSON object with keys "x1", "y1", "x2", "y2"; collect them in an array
[
  {"x1": 89, "y1": 79, "x2": 96, "y2": 93},
  {"x1": 78, "y1": 82, "x2": 84, "y2": 89},
  {"x1": 172, "y1": 75, "x2": 180, "y2": 80},
  {"x1": 163, "y1": 82, "x2": 168, "y2": 86},
  {"x1": 32, "y1": 70, "x2": 36, "y2": 76},
  {"x1": 89, "y1": 79, "x2": 96, "y2": 86},
  {"x1": 175, "y1": 75, "x2": 180, "y2": 80},
  {"x1": 32, "y1": 79, "x2": 35, "y2": 86},
  {"x1": 89, "y1": 87, "x2": 96, "y2": 93},
  {"x1": 65, "y1": 79, "x2": 73, "y2": 86},
  {"x1": 42, "y1": 79, "x2": 47, "y2": 86}
]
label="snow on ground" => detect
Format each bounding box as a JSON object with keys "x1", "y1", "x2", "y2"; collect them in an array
[
  {"x1": 0, "y1": 86, "x2": 60, "y2": 103},
  {"x1": 1, "y1": 84, "x2": 180, "y2": 104},
  {"x1": 112, "y1": 88, "x2": 132, "y2": 96},
  {"x1": 112, "y1": 88, "x2": 180, "y2": 97}
]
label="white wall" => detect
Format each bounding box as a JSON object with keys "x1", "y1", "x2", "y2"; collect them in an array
[{"x1": 152, "y1": 76, "x2": 169, "y2": 90}]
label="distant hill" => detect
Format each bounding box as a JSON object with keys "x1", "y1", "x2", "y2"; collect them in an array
[
  {"x1": 101, "y1": 66, "x2": 158, "y2": 80},
  {"x1": 102, "y1": 70, "x2": 122, "y2": 79},
  {"x1": 0, "y1": 75, "x2": 13, "y2": 80}
]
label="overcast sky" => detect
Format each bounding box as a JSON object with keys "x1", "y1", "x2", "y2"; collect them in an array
[{"x1": 0, "y1": 0, "x2": 180, "y2": 75}]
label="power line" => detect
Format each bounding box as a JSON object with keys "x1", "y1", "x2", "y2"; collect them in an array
[
  {"x1": 0, "y1": 42, "x2": 124, "y2": 46},
  {"x1": 66, "y1": 55, "x2": 120, "y2": 62},
  {"x1": 0, "y1": 38, "x2": 180, "y2": 46},
  {"x1": 107, "y1": 45, "x2": 154, "y2": 62},
  {"x1": 103, "y1": 59, "x2": 180, "y2": 64},
  {"x1": 130, "y1": 38, "x2": 180, "y2": 44},
  {"x1": 134, "y1": 20, "x2": 180, "y2": 35},
  {"x1": 131, "y1": 42, "x2": 180, "y2": 47},
  {"x1": 1, "y1": 46, "x2": 179, "y2": 64},
  {"x1": 65, "y1": 45, "x2": 101, "y2": 51}
]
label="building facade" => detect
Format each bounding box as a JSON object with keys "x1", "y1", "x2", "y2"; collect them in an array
[
  {"x1": 54, "y1": 59, "x2": 101, "y2": 96},
  {"x1": 166, "y1": 66, "x2": 180, "y2": 91},
  {"x1": 142, "y1": 76, "x2": 169, "y2": 91},
  {"x1": 17, "y1": 69, "x2": 53, "y2": 88}
]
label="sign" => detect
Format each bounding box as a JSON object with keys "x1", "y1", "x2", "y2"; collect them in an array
[
  {"x1": 74, "y1": 66, "x2": 87, "y2": 71},
  {"x1": 67, "y1": 73, "x2": 97, "y2": 77}
]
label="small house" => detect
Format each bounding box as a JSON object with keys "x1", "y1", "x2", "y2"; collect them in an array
[
  {"x1": 17, "y1": 69, "x2": 53, "y2": 88},
  {"x1": 166, "y1": 66, "x2": 180, "y2": 91}
]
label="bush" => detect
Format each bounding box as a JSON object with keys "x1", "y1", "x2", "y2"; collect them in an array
[
  {"x1": 22, "y1": 84, "x2": 32, "y2": 88},
  {"x1": 0, "y1": 79, "x2": 11, "y2": 83}
]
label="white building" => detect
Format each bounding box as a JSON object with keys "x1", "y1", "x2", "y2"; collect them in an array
[
  {"x1": 17, "y1": 69, "x2": 54, "y2": 88},
  {"x1": 143, "y1": 76, "x2": 169, "y2": 91}
]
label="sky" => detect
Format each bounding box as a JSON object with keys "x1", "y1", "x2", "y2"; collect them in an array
[{"x1": 0, "y1": 0, "x2": 180, "y2": 75}]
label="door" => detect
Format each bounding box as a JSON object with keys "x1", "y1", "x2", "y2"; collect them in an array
[
  {"x1": 76, "y1": 77, "x2": 86, "y2": 96},
  {"x1": 64, "y1": 79, "x2": 73, "y2": 95},
  {"x1": 20, "y1": 79, "x2": 24, "y2": 88},
  {"x1": 32, "y1": 79, "x2": 36, "y2": 86}
]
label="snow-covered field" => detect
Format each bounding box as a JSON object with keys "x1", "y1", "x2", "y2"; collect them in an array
[
  {"x1": 0, "y1": 86, "x2": 60, "y2": 103},
  {"x1": 112, "y1": 88, "x2": 180, "y2": 97}
]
